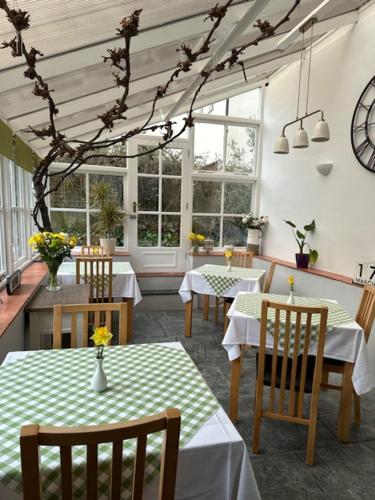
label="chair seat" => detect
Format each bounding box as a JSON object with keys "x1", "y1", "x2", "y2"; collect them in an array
[{"x1": 256, "y1": 352, "x2": 316, "y2": 393}]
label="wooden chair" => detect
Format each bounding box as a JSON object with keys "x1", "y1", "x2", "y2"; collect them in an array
[
  {"x1": 81, "y1": 245, "x2": 105, "y2": 256},
  {"x1": 76, "y1": 256, "x2": 113, "y2": 303},
  {"x1": 20, "y1": 408, "x2": 181, "y2": 500},
  {"x1": 214, "y1": 250, "x2": 254, "y2": 325},
  {"x1": 53, "y1": 302, "x2": 128, "y2": 348},
  {"x1": 321, "y1": 285, "x2": 375, "y2": 426},
  {"x1": 252, "y1": 300, "x2": 328, "y2": 465}
]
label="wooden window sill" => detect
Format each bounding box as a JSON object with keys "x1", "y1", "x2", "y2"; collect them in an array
[{"x1": 0, "y1": 262, "x2": 47, "y2": 337}]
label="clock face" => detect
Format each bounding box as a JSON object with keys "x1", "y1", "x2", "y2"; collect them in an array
[{"x1": 351, "y1": 75, "x2": 375, "y2": 172}]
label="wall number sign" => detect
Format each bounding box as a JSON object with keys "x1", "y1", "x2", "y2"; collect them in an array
[{"x1": 353, "y1": 262, "x2": 375, "y2": 286}]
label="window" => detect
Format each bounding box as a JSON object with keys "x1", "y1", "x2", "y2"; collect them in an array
[
  {"x1": 49, "y1": 168, "x2": 126, "y2": 246},
  {"x1": 137, "y1": 145, "x2": 183, "y2": 247},
  {"x1": 0, "y1": 156, "x2": 33, "y2": 277},
  {"x1": 191, "y1": 87, "x2": 261, "y2": 247},
  {"x1": 192, "y1": 181, "x2": 253, "y2": 246}
]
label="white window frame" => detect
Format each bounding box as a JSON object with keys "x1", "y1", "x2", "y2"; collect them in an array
[
  {"x1": 49, "y1": 162, "x2": 128, "y2": 248},
  {"x1": 189, "y1": 86, "x2": 264, "y2": 248},
  {"x1": 0, "y1": 155, "x2": 33, "y2": 283}
]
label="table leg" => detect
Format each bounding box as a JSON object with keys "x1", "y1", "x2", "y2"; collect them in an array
[
  {"x1": 229, "y1": 351, "x2": 242, "y2": 423},
  {"x1": 202, "y1": 294, "x2": 209, "y2": 321},
  {"x1": 185, "y1": 299, "x2": 193, "y2": 337},
  {"x1": 337, "y1": 362, "x2": 354, "y2": 442},
  {"x1": 122, "y1": 297, "x2": 134, "y2": 341}
]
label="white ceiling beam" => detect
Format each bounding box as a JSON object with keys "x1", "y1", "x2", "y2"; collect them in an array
[
  {"x1": 0, "y1": 2, "x2": 251, "y2": 94},
  {"x1": 165, "y1": 0, "x2": 270, "y2": 120}
]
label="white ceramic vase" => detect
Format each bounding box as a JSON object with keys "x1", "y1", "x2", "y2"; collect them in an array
[
  {"x1": 91, "y1": 358, "x2": 108, "y2": 392},
  {"x1": 227, "y1": 262, "x2": 232, "y2": 272},
  {"x1": 100, "y1": 238, "x2": 116, "y2": 256},
  {"x1": 246, "y1": 229, "x2": 259, "y2": 246},
  {"x1": 287, "y1": 291, "x2": 295, "y2": 305}
]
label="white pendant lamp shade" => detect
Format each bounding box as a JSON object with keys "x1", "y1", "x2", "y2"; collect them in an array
[
  {"x1": 293, "y1": 127, "x2": 309, "y2": 148},
  {"x1": 311, "y1": 119, "x2": 330, "y2": 142},
  {"x1": 274, "y1": 135, "x2": 289, "y2": 154}
]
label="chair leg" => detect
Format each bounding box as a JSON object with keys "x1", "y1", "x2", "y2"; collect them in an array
[
  {"x1": 252, "y1": 386, "x2": 262, "y2": 454},
  {"x1": 223, "y1": 302, "x2": 230, "y2": 334},
  {"x1": 354, "y1": 393, "x2": 361, "y2": 427},
  {"x1": 214, "y1": 297, "x2": 219, "y2": 325},
  {"x1": 321, "y1": 369, "x2": 329, "y2": 391},
  {"x1": 306, "y1": 419, "x2": 318, "y2": 465}
]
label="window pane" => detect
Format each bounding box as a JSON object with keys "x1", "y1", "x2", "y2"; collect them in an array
[
  {"x1": 50, "y1": 211, "x2": 87, "y2": 245},
  {"x1": 55, "y1": 144, "x2": 127, "y2": 168},
  {"x1": 225, "y1": 126, "x2": 256, "y2": 174},
  {"x1": 224, "y1": 183, "x2": 252, "y2": 214},
  {"x1": 89, "y1": 174, "x2": 123, "y2": 207},
  {"x1": 11, "y1": 211, "x2": 26, "y2": 262},
  {"x1": 193, "y1": 181, "x2": 221, "y2": 213},
  {"x1": 9, "y1": 163, "x2": 24, "y2": 207},
  {"x1": 141, "y1": 115, "x2": 188, "y2": 139},
  {"x1": 90, "y1": 213, "x2": 124, "y2": 246},
  {"x1": 162, "y1": 178, "x2": 181, "y2": 212},
  {"x1": 0, "y1": 216, "x2": 5, "y2": 275},
  {"x1": 192, "y1": 216, "x2": 220, "y2": 246},
  {"x1": 228, "y1": 88, "x2": 261, "y2": 119},
  {"x1": 162, "y1": 215, "x2": 180, "y2": 247},
  {"x1": 196, "y1": 100, "x2": 226, "y2": 116},
  {"x1": 50, "y1": 173, "x2": 86, "y2": 209},
  {"x1": 138, "y1": 146, "x2": 159, "y2": 174},
  {"x1": 223, "y1": 217, "x2": 247, "y2": 246},
  {"x1": 194, "y1": 123, "x2": 224, "y2": 171},
  {"x1": 138, "y1": 177, "x2": 159, "y2": 211},
  {"x1": 138, "y1": 214, "x2": 158, "y2": 247},
  {"x1": 162, "y1": 148, "x2": 182, "y2": 175}
]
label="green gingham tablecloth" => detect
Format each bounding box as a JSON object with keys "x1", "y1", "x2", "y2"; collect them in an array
[
  {"x1": 234, "y1": 293, "x2": 354, "y2": 356},
  {"x1": 195, "y1": 265, "x2": 264, "y2": 297},
  {"x1": 0, "y1": 344, "x2": 219, "y2": 499}
]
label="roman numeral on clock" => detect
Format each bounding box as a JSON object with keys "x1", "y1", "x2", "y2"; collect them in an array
[
  {"x1": 355, "y1": 139, "x2": 369, "y2": 157},
  {"x1": 367, "y1": 149, "x2": 375, "y2": 171}
]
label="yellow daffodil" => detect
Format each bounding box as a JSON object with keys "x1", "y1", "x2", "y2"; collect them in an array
[
  {"x1": 224, "y1": 250, "x2": 233, "y2": 258},
  {"x1": 91, "y1": 326, "x2": 113, "y2": 347},
  {"x1": 288, "y1": 275, "x2": 294, "y2": 285}
]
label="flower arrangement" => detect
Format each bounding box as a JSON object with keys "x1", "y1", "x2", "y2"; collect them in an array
[
  {"x1": 242, "y1": 213, "x2": 269, "y2": 232},
  {"x1": 188, "y1": 232, "x2": 205, "y2": 254},
  {"x1": 287, "y1": 275, "x2": 295, "y2": 304},
  {"x1": 28, "y1": 232, "x2": 77, "y2": 291},
  {"x1": 90, "y1": 326, "x2": 113, "y2": 359},
  {"x1": 225, "y1": 249, "x2": 233, "y2": 272},
  {"x1": 284, "y1": 219, "x2": 318, "y2": 268}
]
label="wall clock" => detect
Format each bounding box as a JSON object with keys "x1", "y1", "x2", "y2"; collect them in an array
[{"x1": 351, "y1": 75, "x2": 375, "y2": 172}]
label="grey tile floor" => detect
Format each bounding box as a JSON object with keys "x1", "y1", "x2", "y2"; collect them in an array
[{"x1": 131, "y1": 308, "x2": 375, "y2": 500}]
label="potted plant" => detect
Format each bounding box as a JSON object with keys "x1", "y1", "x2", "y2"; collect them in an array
[
  {"x1": 91, "y1": 181, "x2": 126, "y2": 255},
  {"x1": 242, "y1": 213, "x2": 268, "y2": 255},
  {"x1": 284, "y1": 219, "x2": 318, "y2": 269}
]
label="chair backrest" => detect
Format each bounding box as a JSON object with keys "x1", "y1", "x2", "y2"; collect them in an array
[
  {"x1": 81, "y1": 245, "x2": 105, "y2": 256},
  {"x1": 263, "y1": 260, "x2": 277, "y2": 293},
  {"x1": 256, "y1": 300, "x2": 328, "y2": 422},
  {"x1": 231, "y1": 250, "x2": 253, "y2": 268},
  {"x1": 76, "y1": 257, "x2": 113, "y2": 303},
  {"x1": 53, "y1": 302, "x2": 128, "y2": 348},
  {"x1": 20, "y1": 408, "x2": 181, "y2": 500},
  {"x1": 355, "y1": 285, "x2": 375, "y2": 342}
]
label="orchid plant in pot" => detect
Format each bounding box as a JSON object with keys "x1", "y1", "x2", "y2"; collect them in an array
[{"x1": 284, "y1": 219, "x2": 318, "y2": 269}]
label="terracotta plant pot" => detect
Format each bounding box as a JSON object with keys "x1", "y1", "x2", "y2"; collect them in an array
[{"x1": 295, "y1": 253, "x2": 309, "y2": 269}]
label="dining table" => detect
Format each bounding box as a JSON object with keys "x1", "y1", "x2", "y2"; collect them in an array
[
  {"x1": 179, "y1": 264, "x2": 266, "y2": 337},
  {"x1": 222, "y1": 292, "x2": 375, "y2": 443},
  {"x1": 0, "y1": 342, "x2": 260, "y2": 500},
  {"x1": 58, "y1": 261, "x2": 142, "y2": 340}
]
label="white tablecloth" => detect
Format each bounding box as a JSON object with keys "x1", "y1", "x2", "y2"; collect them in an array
[
  {"x1": 179, "y1": 265, "x2": 266, "y2": 303},
  {"x1": 0, "y1": 343, "x2": 260, "y2": 500},
  {"x1": 59, "y1": 261, "x2": 142, "y2": 305},
  {"x1": 223, "y1": 292, "x2": 375, "y2": 396}
]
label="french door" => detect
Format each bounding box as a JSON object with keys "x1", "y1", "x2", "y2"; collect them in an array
[{"x1": 127, "y1": 137, "x2": 189, "y2": 273}]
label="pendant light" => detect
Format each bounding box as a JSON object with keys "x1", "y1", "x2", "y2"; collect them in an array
[{"x1": 274, "y1": 18, "x2": 330, "y2": 154}]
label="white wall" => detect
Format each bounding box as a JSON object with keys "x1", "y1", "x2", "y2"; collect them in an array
[{"x1": 260, "y1": 2, "x2": 375, "y2": 277}]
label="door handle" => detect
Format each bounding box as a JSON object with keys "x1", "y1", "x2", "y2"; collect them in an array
[{"x1": 133, "y1": 201, "x2": 137, "y2": 213}]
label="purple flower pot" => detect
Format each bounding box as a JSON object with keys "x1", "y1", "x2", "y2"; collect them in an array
[{"x1": 295, "y1": 253, "x2": 309, "y2": 269}]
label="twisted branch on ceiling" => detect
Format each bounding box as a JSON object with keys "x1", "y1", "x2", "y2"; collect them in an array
[{"x1": 0, "y1": 0, "x2": 300, "y2": 231}]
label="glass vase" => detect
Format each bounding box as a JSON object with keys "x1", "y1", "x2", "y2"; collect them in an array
[{"x1": 46, "y1": 260, "x2": 61, "y2": 292}]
